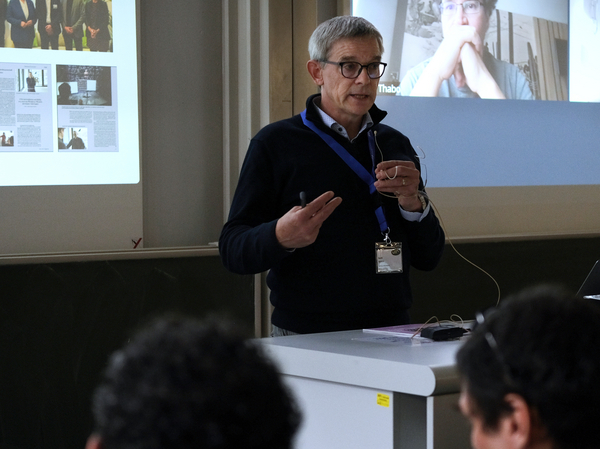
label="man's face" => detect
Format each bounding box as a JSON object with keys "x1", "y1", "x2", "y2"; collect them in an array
[
  {"x1": 316, "y1": 36, "x2": 381, "y2": 130},
  {"x1": 459, "y1": 390, "x2": 506, "y2": 449},
  {"x1": 441, "y1": 1, "x2": 490, "y2": 42}
]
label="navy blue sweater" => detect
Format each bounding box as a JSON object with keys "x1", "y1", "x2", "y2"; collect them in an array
[{"x1": 219, "y1": 94, "x2": 445, "y2": 333}]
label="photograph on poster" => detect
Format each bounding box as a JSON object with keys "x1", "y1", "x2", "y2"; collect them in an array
[
  {"x1": 62, "y1": 127, "x2": 87, "y2": 150},
  {"x1": 2, "y1": 0, "x2": 113, "y2": 52},
  {"x1": 56, "y1": 64, "x2": 112, "y2": 105},
  {"x1": 0, "y1": 130, "x2": 14, "y2": 147},
  {"x1": 0, "y1": 63, "x2": 53, "y2": 153},
  {"x1": 55, "y1": 64, "x2": 117, "y2": 153},
  {"x1": 18, "y1": 68, "x2": 48, "y2": 92}
]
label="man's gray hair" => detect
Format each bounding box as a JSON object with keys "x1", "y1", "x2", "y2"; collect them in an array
[{"x1": 308, "y1": 16, "x2": 384, "y2": 61}]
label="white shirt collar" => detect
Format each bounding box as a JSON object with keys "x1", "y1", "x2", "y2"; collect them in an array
[{"x1": 312, "y1": 97, "x2": 373, "y2": 142}]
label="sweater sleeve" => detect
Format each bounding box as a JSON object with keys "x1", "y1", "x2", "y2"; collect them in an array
[
  {"x1": 219, "y1": 137, "x2": 292, "y2": 275},
  {"x1": 6, "y1": 2, "x2": 21, "y2": 26},
  {"x1": 402, "y1": 198, "x2": 445, "y2": 272}
]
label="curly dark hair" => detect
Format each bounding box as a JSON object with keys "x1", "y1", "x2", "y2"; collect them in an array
[
  {"x1": 457, "y1": 285, "x2": 600, "y2": 449},
  {"x1": 91, "y1": 316, "x2": 301, "y2": 449}
]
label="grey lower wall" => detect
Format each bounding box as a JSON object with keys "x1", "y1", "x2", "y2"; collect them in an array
[
  {"x1": 0, "y1": 255, "x2": 253, "y2": 449},
  {"x1": 410, "y1": 236, "x2": 600, "y2": 322}
]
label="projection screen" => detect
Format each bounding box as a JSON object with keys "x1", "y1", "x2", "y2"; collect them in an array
[
  {"x1": 0, "y1": 0, "x2": 143, "y2": 257},
  {"x1": 353, "y1": 0, "x2": 600, "y2": 241}
]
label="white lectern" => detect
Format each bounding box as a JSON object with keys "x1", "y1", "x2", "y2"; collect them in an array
[{"x1": 259, "y1": 330, "x2": 471, "y2": 449}]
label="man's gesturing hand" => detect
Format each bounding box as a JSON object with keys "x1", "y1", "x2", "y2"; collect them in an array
[{"x1": 275, "y1": 191, "x2": 342, "y2": 249}]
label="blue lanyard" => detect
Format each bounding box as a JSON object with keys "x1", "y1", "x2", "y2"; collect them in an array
[{"x1": 301, "y1": 109, "x2": 389, "y2": 234}]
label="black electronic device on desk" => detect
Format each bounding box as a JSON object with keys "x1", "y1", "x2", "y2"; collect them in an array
[{"x1": 421, "y1": 325, "x2": 467, "y2": 341}]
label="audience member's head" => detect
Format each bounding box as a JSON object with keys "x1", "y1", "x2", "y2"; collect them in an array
[
  {"x1": 86, "y1": 316, "x2": 301, "y2": 449},
  {"x1": 457, "y1": 285, "x2": 600, "y2": 449}
]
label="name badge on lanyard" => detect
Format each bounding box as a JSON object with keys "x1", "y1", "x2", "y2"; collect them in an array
[{"x1": 376, "y1": 241, "x2": 403, "y2": 274}]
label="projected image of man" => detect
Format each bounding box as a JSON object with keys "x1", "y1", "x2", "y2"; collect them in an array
[
  {"x1": 26, "y1": 71, "x2": 36, "y2": 91},
  {"x1": 66, "y1": 130, "x2": 85, "y2": 149},
  {"x1": 400, "y1": 0, "x2": 533, "y2": 99},
  {"x1": 57, "y1": 82, "x2": 74, "y2": 104},
  {"x1": 57, "y1": 128, "x2": 66, "y2": 149},
  {"x1": 1, "y1": 131, "x2": 14, "y2": 146},
  {"x1": 36, "y1": 0, "x2": 62, "y2": 50},
  {"x1": 61, "y1": 0, "x2": 85, "y2": 51},
  {"x1": 0, "y1": 0, "x2": 6, "y2": 47}
]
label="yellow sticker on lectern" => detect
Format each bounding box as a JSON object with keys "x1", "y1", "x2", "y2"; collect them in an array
[{"x1": 376, "y1": 393, "x2": 390, "y2": 407}]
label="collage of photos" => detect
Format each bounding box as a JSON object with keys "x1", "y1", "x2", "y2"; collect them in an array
[
  {"x1": 0, "y1": 63, "x2": 53, "y2": 152},
  {"x1": 56, "y1": 64, "x2": 116, "y2": 153},
  {"x1": 0, "y1": 62, "x2": 117, "y2": 152},
  {"x1": 0, "y1": 0, "x2": 118, "y2": 154},
  {"x1": 359, "y1": 0, "x2": 599, "y2": 102},
  {"x1": 0, "y1": 0, "x2": 113, "y2": 52}
]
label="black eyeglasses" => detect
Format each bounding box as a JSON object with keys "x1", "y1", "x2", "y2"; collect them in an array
[
  {"x1": 439, "y1": 1, "x2": 483, "y2": 16},
  {"x1": 321, "y1": 60, "x2": 387, "y2": 79},
  {"x1": 475, "y1": 309, "x2": 518, "y2": 389}
]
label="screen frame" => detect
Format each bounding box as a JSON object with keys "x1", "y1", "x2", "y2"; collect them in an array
[{"x1": 0, "y1": 0, "x2": 144, "y2": 258}]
